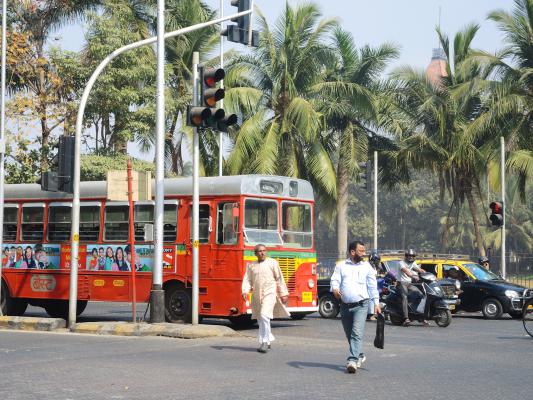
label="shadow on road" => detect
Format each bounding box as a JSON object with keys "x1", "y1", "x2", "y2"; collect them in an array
[
  {"x1": 287, "y1": 361, "x2": 345, "y2": 372},
  {"x1": 211, "y1": 345, "x2": 258, "y2": 352}
]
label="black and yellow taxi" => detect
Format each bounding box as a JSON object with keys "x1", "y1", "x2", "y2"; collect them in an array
[{"x1": 416, "y1": 254, "x2": 531, "y2": 319}]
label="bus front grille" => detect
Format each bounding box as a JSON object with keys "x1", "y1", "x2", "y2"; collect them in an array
[{"x1": 276, "y1": 257, "x2": 296, "y2": 293}]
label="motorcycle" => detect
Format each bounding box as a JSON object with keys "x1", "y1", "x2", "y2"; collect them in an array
[{"x1": 384, "y1": 272, "x2": 452, "y2": 327}]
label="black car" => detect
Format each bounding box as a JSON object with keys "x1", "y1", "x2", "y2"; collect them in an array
[
  {"x1": 317, "y1": 278, "x2": 340, "y2": 318},
  {"x1": 451, "y1": 263, "x2": 531, "y2": 319}
]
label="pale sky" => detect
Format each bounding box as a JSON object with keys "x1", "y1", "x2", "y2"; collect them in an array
[{"x1": 53, "y1": 0, "x2": 515, "y2": 161}]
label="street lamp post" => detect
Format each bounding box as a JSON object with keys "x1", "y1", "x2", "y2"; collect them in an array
[{"x1": 0, "y1": 0, "x2": 8, "y2": 316}]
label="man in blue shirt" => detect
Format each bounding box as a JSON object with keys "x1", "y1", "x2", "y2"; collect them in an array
[{"x1": 331, "y1": 240, "x2": 380, "y2": 374}]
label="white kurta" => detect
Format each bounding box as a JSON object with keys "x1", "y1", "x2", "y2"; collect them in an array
[{"x1": 242, "y1": 257, "x2": 290, "y2": 319}]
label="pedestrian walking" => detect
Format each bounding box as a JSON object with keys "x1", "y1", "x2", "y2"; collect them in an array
[
  {"x1": 242, "y1": 244, "x2": 290, "y2": 353},
  {"x1": 331, "y1": 240, "x2": 380, "y2": 373}
]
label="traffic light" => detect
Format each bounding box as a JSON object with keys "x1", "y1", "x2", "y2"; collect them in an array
[
  {"x1": 489, "y1": 201, "x2": 504, "y2": 227},
  {"x1": 357, "y1": 161, "x2": 372, "y2": 193},
  {"x1": 58, "y1": 136, "x2": 75, "y2": 193},
  {"x1": 222, "y1": 0, "x2": 259, "y2": 47},
  {"x1": 187, "y1": 66, "x2": 238, "y2": 131}
]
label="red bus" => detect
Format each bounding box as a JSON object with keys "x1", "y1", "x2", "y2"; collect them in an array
[{"x1": 0, "y1": 175, "x2": 317, "y2": 325}]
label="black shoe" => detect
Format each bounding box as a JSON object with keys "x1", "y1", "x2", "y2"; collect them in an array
[{"x1": 257, "y1": 343, "x2": 268, "y2": 353}]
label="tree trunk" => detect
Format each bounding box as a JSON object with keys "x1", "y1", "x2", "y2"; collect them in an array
[
  {"x1": 466, "y1": 185, "x2": 486, "y2": 257},
  {"x1": 336, "y1": 154, "x2": 349, "y2": 261}
]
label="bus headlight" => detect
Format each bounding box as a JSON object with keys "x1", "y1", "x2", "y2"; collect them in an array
[{"x1": 308, "y1": 279, "x2": 315, "y2": 289}]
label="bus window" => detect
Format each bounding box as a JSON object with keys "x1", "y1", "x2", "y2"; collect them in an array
[
  {"x1": 3, "y1": 205, "x2": 18, "y2": 242},
  {"x1": 217, "y1": 202, "x2": 238, "y2": 244},
  {"x1": 134, "y1": 203, "x2": 153, "y2": 241},
  {"x1": 281, "y1": 202, "x2": 312, "y2": 248},
  {"x1": 48, "y1": 203, "x2": 72, "y2": 242},
  {"x1": 190, "y1": 204, "x2": 210, "y2": 243},
  {"x1": 163, "y1": 203, "x2": 177, "y2": 242},
  {"x1": 80, "y1": 203, "x2": 101, "y2": 242},
  {"x1": 21, "y1": 204, "x2": 44, "y2": 241},
  {"x1": 104, "y1": 203, "x2": 129, "y2": 241},
  {"x1": 243, "y1": 199, "x2": 282, "y2": 245}
]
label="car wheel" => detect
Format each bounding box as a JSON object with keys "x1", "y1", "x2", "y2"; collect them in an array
[
  {"x1": 509, "y1": 311, "x2": 522, "y2": 319},
  {"x1": 389, "y1": 314, "x2": 403, "y2": 326},
  {"x1": 318, "y1": 294, "x2": 339, "y2": 319},
  {"x1": 482, "y1": 298, "x2": 503, "y2": 319},
  {"x1": 434, "y1": 309, "x2": 452, "y2": 327},
  {"x1": 165, "y1": 284, "x2": 192, "y2": 323}
]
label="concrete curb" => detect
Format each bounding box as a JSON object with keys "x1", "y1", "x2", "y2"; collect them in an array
[
  {"x1": 0, "y1": 316, "x2": 238, "y2": 339},
  {"x1": 0, "y1": 316, "x2": 66, "y2": 331},
  {"x1": 72, "y1": 322, "x2": 238, "y2": 339}
]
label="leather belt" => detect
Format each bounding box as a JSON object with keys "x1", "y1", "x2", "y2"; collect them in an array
[{"x1": 342, "y1": 299, "x2": 369, "y2": 307}]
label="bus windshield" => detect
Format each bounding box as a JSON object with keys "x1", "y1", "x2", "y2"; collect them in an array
[
  {"x1": 244, "y1": 198, "x2": 282, "y2": 245},
  {"x1": 281, "y1": 202, "x2": 312, "y2": 248}
]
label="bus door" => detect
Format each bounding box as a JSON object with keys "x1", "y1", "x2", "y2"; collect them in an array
[{"x1": 184, "y1": 202, "x2": 213, "y2": 278}]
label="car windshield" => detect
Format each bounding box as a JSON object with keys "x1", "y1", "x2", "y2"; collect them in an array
[{"x1": 462, "y1": 263, "x2": 501, "y2": 281}]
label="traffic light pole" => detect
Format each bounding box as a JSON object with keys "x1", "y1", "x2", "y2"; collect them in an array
[
  {"x1": 0, "y1": 0, "x2": 7, "y2": 316},
  {"x1": 69, "y1": 8, "x2": 254, "y2": 329},
  {"x1": 192, "y1": 52, "x2": 200, "y2": 325},
  {"x1": 373, "y1": 151, "x2": 378, "y2": 251},
  {"x1": 218, "y1": 0, "x2": 224, "y2": 177},
  {"x1": 500, "y1": 136, "x2": 506, "y2": 279}
]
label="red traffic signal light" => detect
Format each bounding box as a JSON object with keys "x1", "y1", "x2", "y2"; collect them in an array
[
  {"x1": 202, "y1": 68, "x2": 225, "y2": 107},
  {"x1": 489, "y1": 201, "x2": 504, "y2": 227},
  {"x1": 187, "y1": 106, "x2": 212, "y2": 127}
]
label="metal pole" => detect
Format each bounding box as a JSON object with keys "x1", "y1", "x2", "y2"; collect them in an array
[
  {"x1": 149, "y1": 0, "x2": 166, "y2": 323},
  {"x1": 191, "y1": 52, "x2": 200, "y2": 325},
  {"x1": 373, "y1": 151, "x2": 378, "y2": 251},
  {"x1": 500, "y1": 136, "x2": 506, "y2": 279},
  {"x1": 218, "y1": 0, "x2": 224, "y2": 177},
  {"x1": 0, "y1": 0, "x2": 7, "y2": 316},
  {"x1": 69, "y1": 8, "x2": 254, "y2": 328},
  {"x1": 127, "y1": 159, "x2": 137, "y2": 322},
  {"x1": 248, "y1": 0, "x2": 255, "y2": 46}
]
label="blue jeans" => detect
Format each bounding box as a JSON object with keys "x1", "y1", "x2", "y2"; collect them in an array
[{"x1": 340, "y1": 299, "x2": 369, "y2": 362}]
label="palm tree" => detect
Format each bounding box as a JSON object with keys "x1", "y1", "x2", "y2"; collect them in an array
[
  {"x1": 313, "y1": 27, "x2": 399, "y2": 258},
  {"x1": 391, "y1": 24, "x2": 491, "y2": 256},
  {"x1": 467, "y1": 0, "x2": 533, "y2": 199},
  {"x1": 224, "y1": 2, "x2": 337, "y2": 202}
]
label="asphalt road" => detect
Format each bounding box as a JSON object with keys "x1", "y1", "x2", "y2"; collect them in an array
[{"x1": 2, "y1": 305, "x2": 532, "y2": 400}]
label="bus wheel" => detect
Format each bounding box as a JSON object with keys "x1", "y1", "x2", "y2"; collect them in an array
[
  {"x1": 229, "y1": 314, "x2": 256, "y2": 329},
  {"x1": 165, "y1": 285, "x2": 192, "y2": 323},
  {"x1": 1, "y1": 281, "x2": 28, "y2": 316},
  {"x1": 44, "y1": 300, "x2": 87, "y2": 319}
]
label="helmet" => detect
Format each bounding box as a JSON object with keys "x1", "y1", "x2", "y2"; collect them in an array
[
  {"x1": 478, "y1": 256, "x2": 489, "y2": 264},
  {"x1": 369, "y1": 252, "x2": 381, "y2": 263},
  {"x1": 405, "y1": 248, "x2": 416, "y2": 262}
]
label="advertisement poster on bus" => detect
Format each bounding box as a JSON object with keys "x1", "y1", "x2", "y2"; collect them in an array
[
  {"x1": 3, "y1": 244, "x2": 175, "y2": 272},
  {"x1": 2, "y1": 244, "x2": 60, "y2": 270}
]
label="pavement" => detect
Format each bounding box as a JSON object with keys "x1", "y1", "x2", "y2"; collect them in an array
[{"x1": 0, "y1": 316, "x2": 238, "y2": 339}]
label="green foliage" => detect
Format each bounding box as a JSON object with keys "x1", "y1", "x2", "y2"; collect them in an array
[{"x1": 80, "y1": 154, "x2": 156, "y2": 181}]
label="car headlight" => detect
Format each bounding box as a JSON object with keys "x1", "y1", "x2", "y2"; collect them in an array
[
  {"x1": 505, "y1": 290, "x2": 519, "y2": 298},
  {"x1": 433, "y1": 286, "x2": 443, "y2": 296},
  {"x1": 454, "y1": 280, "x2": 461, "y2": 290},
  {"x1": 308, "y1": 279, "x2": 315, "y2": 289}
]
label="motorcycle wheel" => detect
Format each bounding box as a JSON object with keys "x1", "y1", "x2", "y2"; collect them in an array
[{"x1": 434, "y1": 309, "x2": 452, "y2": 327}]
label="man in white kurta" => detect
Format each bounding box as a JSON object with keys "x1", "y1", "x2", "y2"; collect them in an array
[{"x1": 242, "y1": 244, "x2": 290, "y2": 353}]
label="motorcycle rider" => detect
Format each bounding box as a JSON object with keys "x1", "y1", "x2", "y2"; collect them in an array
[
  {"x1": 398, "y1": 249, "x2": 426, "y2": 326},
  {"x1": 478, "y1": 256, "x2": 490, "y2": 270}
]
